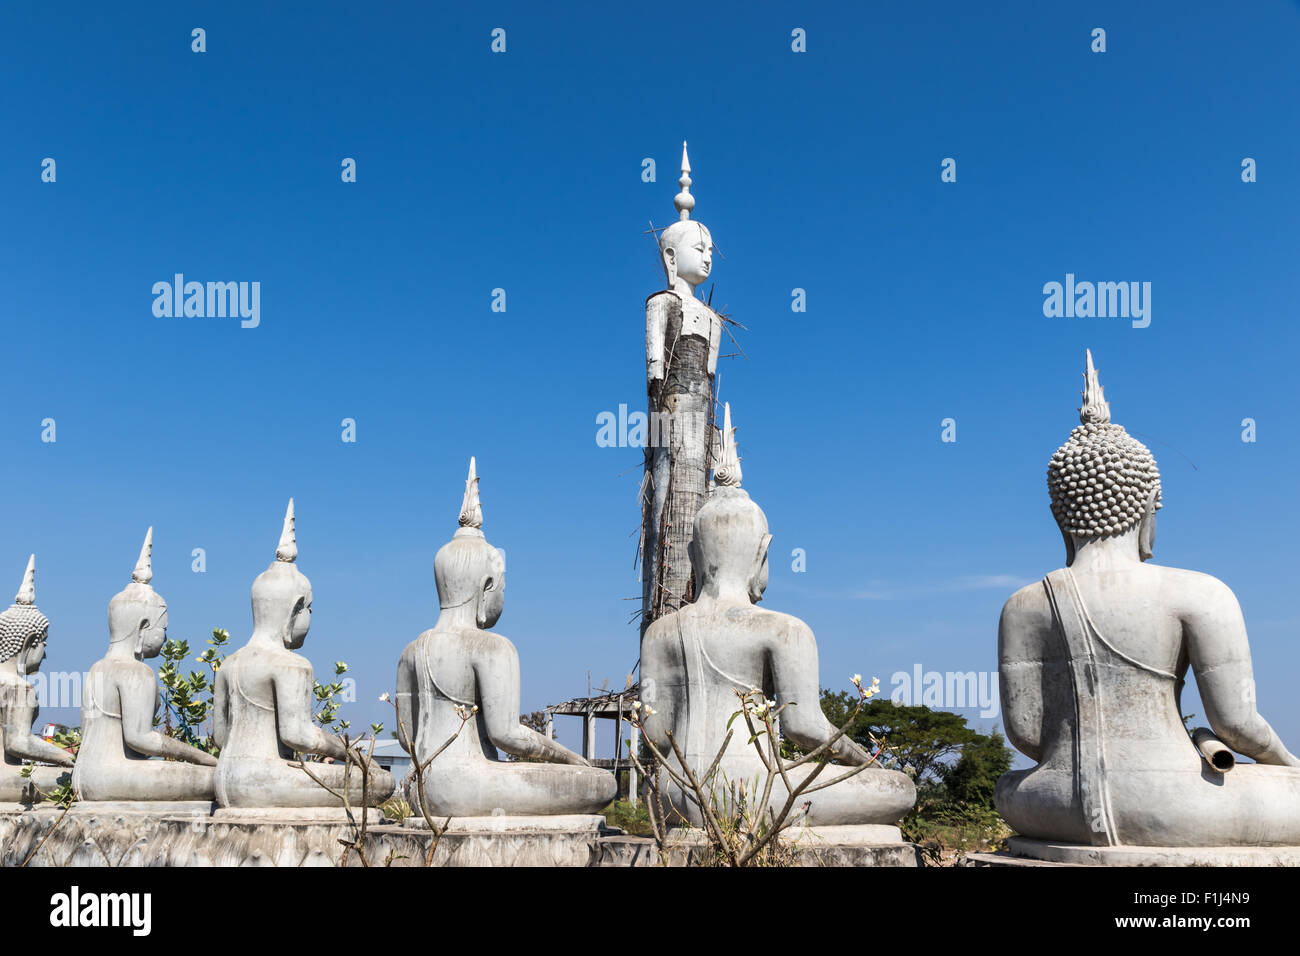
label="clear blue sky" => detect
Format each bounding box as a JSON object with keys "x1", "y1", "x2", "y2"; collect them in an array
[{"x1": 3, "y1": 2, "x2": 1299, "y2": 758}]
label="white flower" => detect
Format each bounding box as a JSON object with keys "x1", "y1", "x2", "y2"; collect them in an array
[
  {"x1": 632, "y1": 701, "x2": 641, "y2": 710},
  {"x1": 851, "y1": 674, "x2": 862, "y2": 686},
  {"x1": 378, "y1": 692, "x2": 391, "y2": 703}
]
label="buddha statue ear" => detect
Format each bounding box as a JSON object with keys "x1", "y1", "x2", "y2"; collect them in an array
[
  {"x1": 285, "y1": 595, "x2": 307, "y2": 643},
  {"x1": 748, "y1": 532, "x2": 773, "y2": 603},
  {"x1": 661, "y1": 246, "x2": 677, "y2": 290},
  {"x1": 134, "y1": 617, "x2": 150, "y2": 657},
  {"x1": 476, "y1": 573, "x2": 496, "y2": 628},
  {"x1": 1138, "y1": 488, "x2": 1159, "y2": 562}
]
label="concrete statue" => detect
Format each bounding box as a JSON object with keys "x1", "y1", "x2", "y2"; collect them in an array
[
  {"x1": 642, "y1": 141, "x2": 724, "y2": 630},
  {"x1": 213, "y1": 500, "x2": 394, "y2": 809},
  {"x1": 395, "y1": 458, "x2": 617, "y2": 817},
  {"x1": 73, "y1": 528, "x2": 218, "y2": 803},
  {"x1": 997, "y1": 350, "x2": 1300, "y2": 861},
  {"x1": 0, "y1": 556, "x2": 75, "y2": 802},
  {"x1": 640, "y1": 405, "x2": 917, "y2": 833}
]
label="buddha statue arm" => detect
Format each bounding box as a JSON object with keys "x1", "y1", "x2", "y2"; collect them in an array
[
  {"x1": 120, "y1": 670, "x2": 217, "y2": 766},
  {"x1": 273, "y1": 665, "x2": 347, "y2": 761},
  {"x1": 395, "y1": 646, "x2": 419, "y2": 753},
  {"x1": 1187, "y1": 581, "x2": 1300, "y2": 767},
  {"x1": 645, "y1": 294, "x2": 670, "y2": 388},
  {"x1": 474, "y1": 645, "x2": 590, "y2": 766},
  {"x1": 3, "y1": 686, "x2": 73, "y2": 767},
  {"x1": 771, "y1": 622, "x2": 873, "y2": 765},
  {"x1": 997, "y1": 590, "x2": 1044, "y2": 762}
]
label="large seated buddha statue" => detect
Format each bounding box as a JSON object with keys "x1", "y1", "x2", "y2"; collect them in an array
[
  {"x1": 997, "y1": 351, "x2": 1300, "y2": 857},
  {"x1": 0, "y1": 556, "x2": 75, "y2": 802},
  {"x1": 213, "y1": 501, "x2": 394, "y2": 809},
  {"x1": 73, "y1": 529, "x2": 217, "y2": 803},
  {"x1": 639, "y1": 405, "x2": 917, "y2": 834},
  {"x1": 395, "y1": 458, "x2": 617, "y2": 818}
]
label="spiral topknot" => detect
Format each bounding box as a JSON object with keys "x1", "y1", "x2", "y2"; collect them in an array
[{"x1": 1047, "y1": 352, "x2": 1162, "y2": 538}]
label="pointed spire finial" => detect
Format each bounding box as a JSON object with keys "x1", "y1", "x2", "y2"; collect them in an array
[
  {"x1": 712, "y1": 402, "x2": 743, "y2": 488},
  {"x1": 459, "y1": 457, "x2": 483, "y2": 529},
  {"x1": 1079, "y1": 349, "x2": 1112, "y2": 425},
  {"x1": 276, "y1": 499, "x2": 298, "y2": 563},
  {"x1": 15, "y1": 555, "x2": 35, "y2": 606},
  {"x1": 133, "y1": 527, "x2": 154, "y2": 584},
  {"x1": 673, "y1": 141, "x2": 695, "y2": 222}
]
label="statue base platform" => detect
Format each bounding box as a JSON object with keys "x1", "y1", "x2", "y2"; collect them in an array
[
  {"x1": 67, "y1": 800, "x2": 216, "y2": 816},
  {"x1": 401, "y1": 813, "x2": 607, "y2": 833},
  {"x1": 0, "y1": 806, "x2": 916, "y2": 866},
  {"x1": 633, "y1": 823, "x2": 919, "y2": 867},
  {"x1": 985, "y1": 836, "x2": 1300, "y2": 867},
  {"x1": 211, "y1": 806, "x2": 385, "y2": 825}
]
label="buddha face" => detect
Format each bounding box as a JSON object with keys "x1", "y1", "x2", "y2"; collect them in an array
[{"x1": 661, "y1": 222, "x2": 713, "y2": 293}]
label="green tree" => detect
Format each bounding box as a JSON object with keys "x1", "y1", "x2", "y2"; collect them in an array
[
  {"x1": 940, "y1": 730, "x2": 1013, "y2": 808},
  {"x1": 818, "y1": 691, "x2": 979, "y2": 786}
]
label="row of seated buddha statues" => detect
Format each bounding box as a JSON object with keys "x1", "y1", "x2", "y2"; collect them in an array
[{"x1": 3, "y1": 352, "x2": 1298, "y2": 859}]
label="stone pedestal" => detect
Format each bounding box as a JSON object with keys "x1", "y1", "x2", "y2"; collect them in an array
[{"x1": 1001, "y1": 836, "x2": 1300, "y2": 867}]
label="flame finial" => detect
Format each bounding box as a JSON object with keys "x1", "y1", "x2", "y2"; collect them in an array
[
  {"x1": 1079, "y1": 349, "x2": 1111, "y2": 425},
  {"x1": 276, "y1": 499, "x2": 298, "y2": 563},
  {"x1": 133, "y1": 527, "x2": 154, "y2": 584},
  {"x1": 459, "y1": 457, "x2": 483, "y2": 529},
  {"x1": 712, "y1": 402, "x2": 743, "y2": 488},
  {"x1": 14, "y1": 555, "x2": 35, "y2": 606}
]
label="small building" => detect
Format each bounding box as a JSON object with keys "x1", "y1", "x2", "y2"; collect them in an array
[{"x1": 543, "y1": 686, "x2": 642, "y2": 804}]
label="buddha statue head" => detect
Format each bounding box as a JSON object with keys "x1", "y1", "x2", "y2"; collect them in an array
[
  {"x1": 690, "y1": 404, "x2": 773, "y2": 603},
  {"x1": 0, "y1": 556, "x2": 50, "y2": 677},
  {"x1": 658, "y1": 142, "x2": 714, "y2": 299},
  {"x1": 250, "y1": 499, "x2": 313, "y2": 649},
  {"x1": 434, "y1": 457, "x2": 506, "y2": 629},
  {"x1": 108, "y1": 527, "x2": 169, "y2": 659},
  {"x1": 1047, "y1": 350, "x2": 1162, "y2": 565}
]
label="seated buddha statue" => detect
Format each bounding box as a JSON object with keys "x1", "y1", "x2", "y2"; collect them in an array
[
  {"x1": 0, "y1": 556, "x2": 75, "y2": 802},
  {"x1": 395, "y1": 458, "x2": 616, "y2": 817},
  {"x1": 997, "y1": 351, "x2": 1300, "y2": 849},
  {"x1": 639, "y1": 405, "x2": 917, "y2": 832},
  {"x1": 72, "y1": 528, "x2": 217, "y2": 803},
  {"x1": 213, "y1": 501, "x2": 394, "y2": 809}
]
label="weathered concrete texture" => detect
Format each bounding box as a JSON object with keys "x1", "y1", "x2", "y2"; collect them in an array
[
  {"x1": 0, "y1": 805, "x2": 383, "y2": 867},
  {"x1": 1002, "y1": 837, "x2": 1300, "y2": 867},
  {"x1": 594, "y1": 834, "x2": 922, "y2": 867},
  {"x1": 0, "y1": 808, "x2": 921, "y2": 866}
]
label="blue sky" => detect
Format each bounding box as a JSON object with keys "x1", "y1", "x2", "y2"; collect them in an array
[{"x1": 3, "y1": 2, "x2": 1299, "y2": 758}]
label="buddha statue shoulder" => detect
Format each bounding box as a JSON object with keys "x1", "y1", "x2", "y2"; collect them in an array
[
  {"x1": 395, "y1": 458, "x2": 616, "y2": 817},
  {"x1": 73, "y1": 528, "x2": 217, "y2": 803},
  {"x1": 639, "y1": 405, "x2": 916, "y2": 830},
  {"x1": 0, "y1": 556, "x2": 74, "y2": 802},
  {"x1": 645, "y1": 142, "x2": 722, "y2": 390},
  {"x1": 997, "y1": 350, "x2": 1300, "y2": 848},
  {"x1": 213, "y1": 501, "x2": 394, "y2": 809}
]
